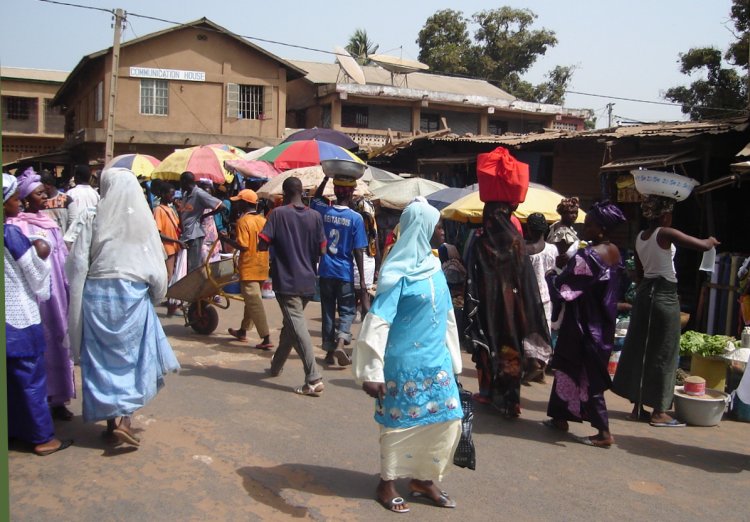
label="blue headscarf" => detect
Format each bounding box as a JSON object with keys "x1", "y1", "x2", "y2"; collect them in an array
[{"x1": 376, "y1": 197, "x2": 441, "y2": 296}]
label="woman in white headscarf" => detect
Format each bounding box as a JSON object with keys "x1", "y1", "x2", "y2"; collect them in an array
[
  {"x1": 66, "y1": 168, "x2": 179, "y2": 447},
  {"x1": 353, "y1": 197, "x2": 463, "y2": 514}
]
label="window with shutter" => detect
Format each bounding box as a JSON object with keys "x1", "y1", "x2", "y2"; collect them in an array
[{"x1": 227, "y1": 83, "x2": 239, "y2": 118}]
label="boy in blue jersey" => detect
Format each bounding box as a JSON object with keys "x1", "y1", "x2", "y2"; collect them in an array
[{"x1": 311, "y1": 175, "x2": 369, "y2": 366}]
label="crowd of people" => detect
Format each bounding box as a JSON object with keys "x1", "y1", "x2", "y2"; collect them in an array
[{"x1": 4, "y1": 156, "x2": 721, "y2": 513}]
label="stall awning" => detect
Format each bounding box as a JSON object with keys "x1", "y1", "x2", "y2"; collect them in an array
[
  {"x1": 2, "y1": 149, "x2": 73, "y2": 170},
  {"x1": 599, "y1": 150, "x2": 700, "y2": 172}
]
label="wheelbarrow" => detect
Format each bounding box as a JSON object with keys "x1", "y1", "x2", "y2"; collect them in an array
[{"x1": 166, "y1": 242, "x2": 243, "y2": 334}]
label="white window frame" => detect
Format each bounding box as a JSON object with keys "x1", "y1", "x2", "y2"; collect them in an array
[{"x1": 140, "y1": 79, "x2": 169, "y2": 116}]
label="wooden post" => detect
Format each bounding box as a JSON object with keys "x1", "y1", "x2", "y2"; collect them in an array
[{"x1": 104, "y1": 8, "x2": 125, "y2": 165}]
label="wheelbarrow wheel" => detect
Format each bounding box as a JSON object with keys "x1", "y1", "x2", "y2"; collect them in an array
[{"x1": 187, "y1": 302, "x2": 219, "y2": 335}]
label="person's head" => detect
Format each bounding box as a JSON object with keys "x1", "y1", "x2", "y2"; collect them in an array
[
  {"x1": 230, "y1": 189, "x2": 258, "y2": 214},
  {"x1": 3, "y1": 173, "x2": 21, "y2": 219},
  {"x1": 161, "y1": 184, "x2": 176, "y2": 204},
  {"x1": 282, "y1": 176, "x2": 303, "y2": 204},
  {"x1": 583, "y1": 200, "x2": 626, "y2": 242},
  {"x1": 17, "y1": 167, "x2": 47, "y2": 212},
  {"x1": 556, "y1": 197, "x2": 580, "y2": 226},
  {"x1": 73, "y1": 164, "x2": 92, "y2": 185},
  {"x1": 526, "y1": 212, "x2": 548, "y2": 241},
  {"x1": 482, "y1": 200, "x2": 513, "y2": 233},
  {"x1": 180, "y1": 171, "x2": 195, "y2": 191},
  {"x1": 332, "y1": 177, "x2": 356, "y2": 203},
  {"x1": 430, "y1": 219, "x2": 445, "y2": 249},
  {"x1": 40, "y1": 170, "x2": 58, "y2": 197},
  {"x1": 399, "y1": 197, "x2": 441, "y2": 251},
  {"x1": 197, "y1": 178, "x2": 214, "y2": 194},
  {"x1": 640, "y1": 194, "x2": 674, "y2": 227}
]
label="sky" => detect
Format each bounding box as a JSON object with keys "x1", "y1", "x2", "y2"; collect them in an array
[{"x1": 0, "y1": 0, "x2": 742, "y2": 128}]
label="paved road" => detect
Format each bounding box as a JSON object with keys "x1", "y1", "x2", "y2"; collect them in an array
[{"x1": 9, "y1": 298, "x2": 750, "y2": 521}]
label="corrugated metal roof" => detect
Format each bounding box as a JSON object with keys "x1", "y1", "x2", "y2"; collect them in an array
[
  {"x1": 289, "y1": 60, "x2": 516, "y2": 101},
  {"x1": 427, "y1": 118, "x2": 750, "y2": 146},
  {"x1": 1, "y1": 66, "x2": 68, "y2": 83}
]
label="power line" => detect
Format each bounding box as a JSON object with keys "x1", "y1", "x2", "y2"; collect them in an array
[{"x1": 37, "y1": 0, "x2": 750, "y2": 116}]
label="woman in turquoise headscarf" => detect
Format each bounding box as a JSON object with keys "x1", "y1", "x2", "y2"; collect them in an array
[{"x1": 353, "y1": 197, "x2": 463, "y2": 514}]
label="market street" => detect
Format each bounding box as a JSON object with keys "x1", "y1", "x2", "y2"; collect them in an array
[{"x1": 9, "y1": 299, "x2": 750, "y2": 521}]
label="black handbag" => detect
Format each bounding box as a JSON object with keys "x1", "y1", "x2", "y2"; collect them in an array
[{"x1": 453, "y1": 380, "x2": 476, "y2": 470}]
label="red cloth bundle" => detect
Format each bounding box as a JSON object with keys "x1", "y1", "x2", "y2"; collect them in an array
[{"x1": 477, "y1": 147, "x2": 529, "y2": 204}]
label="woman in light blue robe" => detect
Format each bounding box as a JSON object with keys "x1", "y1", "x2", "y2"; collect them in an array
[
  {"x1": 66, "y1": 167, "x2": 179, "y2": 447},
  {"x1": 354, "y1": 198, "x2": 463, "y2": 514}
]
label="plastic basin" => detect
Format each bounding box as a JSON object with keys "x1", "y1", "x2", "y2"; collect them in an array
[{"x1": 673, "y1": 386, "x2": 730, "y2": 426}]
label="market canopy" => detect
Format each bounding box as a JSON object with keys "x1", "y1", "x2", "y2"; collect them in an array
[
  {"x1": 255, "y1": 166, "x2": 370, "y2": 200},
  {"x1": 441, "y1": 182, "x2": 586, "y2": 223}
]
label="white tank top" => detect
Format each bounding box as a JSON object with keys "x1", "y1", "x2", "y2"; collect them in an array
[{"x1": 636, "y1": 227, "x2": 677, "y2": 282}]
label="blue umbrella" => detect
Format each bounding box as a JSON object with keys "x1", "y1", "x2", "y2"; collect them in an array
[{"x1": 426, "y1": 185, "x2": 477, "y2": 210}]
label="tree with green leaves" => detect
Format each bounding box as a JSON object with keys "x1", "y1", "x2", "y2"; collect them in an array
[
  {"x1": 416, "y1": 7, "x2": 573, "y2": 104},
  {"x1": 664, "y1": 0, "x2": 748, "y2": 120},
  {"x1": 346, "y1": 29, "x2": 379, "y2": 66}
]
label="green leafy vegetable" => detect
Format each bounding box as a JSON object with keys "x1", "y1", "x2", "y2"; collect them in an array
[{"x1": 679, "y1": 330, "x2": 734, "y2": 357}]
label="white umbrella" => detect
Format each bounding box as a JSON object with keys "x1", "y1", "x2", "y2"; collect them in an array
[
  {"x1": 244, "y1": 146, "x2": 273, "y2": 161},
  {"x1": 362, "y1": 166, "x2": 403, "y2": 183},
  {"x1": 369, "y1": 177, "x2": 448, "y2": 210},
  {"x1": 256, "y1": 165, "x2": 371, "y2": 199}
]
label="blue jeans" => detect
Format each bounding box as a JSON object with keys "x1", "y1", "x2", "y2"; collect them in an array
[{"x1": 318, "y1": 277, "x2": 356, "y2": 351}]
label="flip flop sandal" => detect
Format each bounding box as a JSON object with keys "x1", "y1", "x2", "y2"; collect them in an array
[
  {"x1": 228, "y1": 328, "x2": 248, "y2": 341},
  {"x1": 35, "y1": 439, "x2": 74, "y2": 456},
  {"x1": 294, "y1": 381, "x2": 324, "y2": 396},
  {"x1": 113, "y1": 428, "x2": 141, "y2": 447},
  {"x1": 574, "y1": 435, "x2": 613, "y2": 448},
  {"x1": 254, "y1": 342, "x2": 274, "y2": 350},
  {"x1": 410, "y1": 489, "x2": 457, "y2": 508},
  {"x1": 333, "y1": 348, "x2": 351, "y2": 366},
  {"x1": 378, "y1": 496, "x2": 410, "y2": 513},
  {"x1": 649, "y1": 419, "x2": 686, "y2": 427}
]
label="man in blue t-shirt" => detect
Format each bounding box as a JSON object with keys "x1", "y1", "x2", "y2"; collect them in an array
[{"x1": 311, "y1": 175, "x2": 369, "y2": 366}]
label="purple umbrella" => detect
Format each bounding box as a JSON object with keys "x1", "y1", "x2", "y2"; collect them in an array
[
  {"x1": 282, "y1": 127, "x2": 358, "y2": 151},
  {"x1": 223, "y1": 159, "x2": 280, "y2": 180}
]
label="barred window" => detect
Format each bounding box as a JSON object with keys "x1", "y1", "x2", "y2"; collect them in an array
[
  {"x1": 342, "y1": 105, "x2": 369, "y2": 128},
  {"x1": 227, "y1": 83, "x2": 272, "y2": 120},
  {"x1": 420, "y1": 113, "x2": 440, "y2": 133},
  {"x1": 4, "y1": 96, "x2": 32, "y2": 120},
  {"x1": 140, "y1": 79, "x2": 168, "y2": 115}
]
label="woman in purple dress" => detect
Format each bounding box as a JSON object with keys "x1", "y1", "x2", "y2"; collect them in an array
[
  {"x1": 8, "y1": 167, "x2": 75, "y2": 420},
  {"x1": 543, "y1": 201, "x2": 626, "y2": 448}
]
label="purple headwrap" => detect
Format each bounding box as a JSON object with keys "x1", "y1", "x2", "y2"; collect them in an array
[
  {"x1": 588, "y1": 200, "x2": 626, "y2": 230},
  {"x1": 16, "y1": 167, "x2": 42, "y2": 200}
]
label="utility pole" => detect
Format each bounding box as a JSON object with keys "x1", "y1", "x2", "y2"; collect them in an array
[
  {"x1": 104, "y1": 8, "x2": 125, "y2": 165},
  {"x1": 606, "y1": 102, "x2": 615, "y2": 128}
]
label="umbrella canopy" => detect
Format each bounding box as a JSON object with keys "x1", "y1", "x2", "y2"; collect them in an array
[
  {"x1": 441, "y1": 182, "x2": 586, "y2": 224},
  {"x1": 244, "y1": 146, "x2": 273, "y2": 160},
  {"x1": 362, "y1": 166, "x2": 403, "y2": 183},
  {"x1": 152, "y1": 145, "x2": 241, "y2": 184},
  {"x1": 370, "y1": 177, "x2": 448, "y2": 210},
  {"x1": 283, "y1": 127, "x2": 358, "y2": 151},
  {"x1": 224, "y1": 159, "x2": 280, "y2": 180},
  {"x1": 258, "y1": 140, "x2": 364, "y2": 171},
  {"x1": 256, "y1": 166, "x2": 370, "y2": 200},
  {"x1": 426, "y1": 185, "x2": 477, "y2": 210},
  {"x1": 207, "y1": 143, "x2": 245, "y2": 155},
  {"x1": 104, "y1": 153, "x2": 160, "y2": 179}
]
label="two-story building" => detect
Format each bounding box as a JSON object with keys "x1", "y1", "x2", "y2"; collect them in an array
[
  {"x1": 52, "y1": 18, "x2": 305, "y2": 165},
  {"x1": 1, "y1": 67, "x2": 67, "y2": 168}
]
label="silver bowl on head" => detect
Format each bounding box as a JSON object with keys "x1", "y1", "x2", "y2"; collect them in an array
[{"x1": 321, "y1": 159, "x2": 366, "y2": 180}]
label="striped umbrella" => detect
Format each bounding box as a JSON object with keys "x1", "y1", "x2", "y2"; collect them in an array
[
  {"x1": 104, "y1": 153, "x2": 160, "y2": 179},
  {"x1": 151, "y1": 145, "x2": 241, "y2": 184},
  {"x1": 257, "y1": 140, "x2": 364, "y2": 171}
]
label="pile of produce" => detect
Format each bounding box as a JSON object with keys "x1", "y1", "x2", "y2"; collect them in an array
[{"x1": 679, "y1": 330, "x2": 735, "y2": 357}]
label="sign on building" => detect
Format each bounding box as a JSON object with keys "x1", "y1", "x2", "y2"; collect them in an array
[{"x1": 129, "y1": 67, "x2": 206, "y2": 82}]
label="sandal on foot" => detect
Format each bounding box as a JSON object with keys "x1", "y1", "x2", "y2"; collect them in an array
[
  {"x1": 378, "y1": 496, "x2": 410, "y2": 513},
  {"x1": 333, "y1": 348, "x2": 351, "y2": 366},
  {"x1": 254, "y1": 342, "x2": 274, "y2": 350},
  {"x1": 410, "y1": 489, "x2": 457, "y2": 508},
  {"x1": 294, "y1": 381, "x2": 324, "y2": 396},
  {"x1": 228, "y1": 328, "x2": 248, "y2": 341},
  {"x1": 34, "y1": 439, "x2": 73, "y2": 456},
  {"x1": 113, "y1": 428, "x2": 140, "y2": 447},
  {"x1": 51, "y1": 405, "x2": 74, "y2": 421},
  {"x1": 575, "y1": 435, "x2": 613, "y2": 448},
  {"x1": 649, "y1": 418, "x2": 686, "y2": 427}
]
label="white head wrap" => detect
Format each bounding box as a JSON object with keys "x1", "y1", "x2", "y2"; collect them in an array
[{"x1": 3, "y1": 173, "x2": 18, "y2": 202}]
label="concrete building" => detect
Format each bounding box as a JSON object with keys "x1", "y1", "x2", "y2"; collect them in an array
[
  {"x1": 53, "y1": 18, "x2": 305, "y2": 165},
  {"x1": 1, "y1": 67, "x2": 67, "y2": 167}
]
